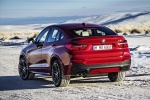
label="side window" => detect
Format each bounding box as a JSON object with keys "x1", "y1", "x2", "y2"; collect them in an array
[
  {"x1": 55, "y1": 31, "x2": 61, "y2": 41},
  {"x1": 36, "y1": 28, "x2": 49, "y2": 43},
  {"x1": 96, "y1": 30, "x2": 105, "y2": 36},
  {"x1": 60, "y1": 32, "x2": 64, "y2": 40},
  {"x1": 52, "y1": 29, "x2": 58, "y2": 39},
  {"x1": 39, "y1": 31, "x2": 49, "y2": 42},
  {"x1": 47, "y1": 29, "x2": 58, "y2": 42},
  {"x1": 47, "y1": 28, "x2": 64, "y2": 42}
]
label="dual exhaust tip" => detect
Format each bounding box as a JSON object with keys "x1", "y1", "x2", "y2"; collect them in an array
[{"x1": 77, "y1": 71, "x2": 87, "y2": 77}]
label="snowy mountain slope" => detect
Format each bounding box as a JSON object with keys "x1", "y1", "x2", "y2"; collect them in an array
[
  {"x1": 33, "y1": 11, "x2": 150, "y2": 30},
  {"x1": 0, "y1": 11, "x2": 150, "y2": 31},
  {"x1": 64, "y1": 11, "x2": 150, "y2": 25}
]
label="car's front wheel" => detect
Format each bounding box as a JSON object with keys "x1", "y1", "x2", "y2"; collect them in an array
[
  {"x1": 108, "y1": 71, "x2": 126, "y2": 82},
  {"x1": 18, "y1": 57, "x2": 35, "y2": 80},
  {"x1": 52, "y1": 60, "x2": 70, "y2": 87}
]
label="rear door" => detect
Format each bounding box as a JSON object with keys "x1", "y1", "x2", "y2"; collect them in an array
[{"x1": 41, "y1": 27, "x2": 64, "y2": 72}]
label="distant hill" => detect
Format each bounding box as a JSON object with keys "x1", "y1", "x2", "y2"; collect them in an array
[
  {"x1": 0, "y1": 11, "x2": 150, "y2": 32},
  {"x1": 0, "y1": 16, "x2": 88, "y2": 25},
  {"x1": 64, "y1": 11, "x2": 150, "y2": 25}
]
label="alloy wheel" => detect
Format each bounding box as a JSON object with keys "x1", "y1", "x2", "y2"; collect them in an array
[
  {"x1": 19, "y1": 58, "x2": 29, "y2": 79},
  {"x1": 52, "y1": 62, "x2": 61, "y2": 86}
]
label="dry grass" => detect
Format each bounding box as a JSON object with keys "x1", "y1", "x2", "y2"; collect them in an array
[
  {"x1": 107, "y1": 24, "x2": 150, "y2": 35},
  {"x1": 0, "y1": 30, "x2": 40, "y2": 41},
  {"x1": 0, "y1": 24, "x2": 150, "y2": 41},
  {"x1": 0, "y1": 32, "x2": 10, "y2": 41},
  {"x1": 30, "y1": 32, "x2": 40, "y2": 38}
]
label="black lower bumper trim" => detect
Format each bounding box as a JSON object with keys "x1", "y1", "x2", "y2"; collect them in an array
[{"x1": 71, "y1": 60, "x2": 131, "y2": 75}]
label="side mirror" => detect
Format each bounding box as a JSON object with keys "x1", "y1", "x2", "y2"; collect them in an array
[{"x1": 27, "y1": 37, "x2": 35, "y2": 43}]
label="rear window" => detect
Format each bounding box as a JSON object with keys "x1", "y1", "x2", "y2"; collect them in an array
[{"x1": 69, "y1": 27, "x2": 117, "y2": 37}]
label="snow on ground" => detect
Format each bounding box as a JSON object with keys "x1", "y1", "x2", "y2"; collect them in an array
[
  {"x1": 125, "y1": 35, "x2": 150, "y2": 76},
  {"x1": 0, "y1": 35, "x2": 150, "y2": 100}
]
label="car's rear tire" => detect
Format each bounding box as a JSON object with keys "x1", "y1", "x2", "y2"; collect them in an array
[
  {"x1": 108, "y1": 71, "x2": 126, "y2": 82},
  {"x1": 52, "y1": 60, "x2": 70, "y2": 87},
  {"x1": 18, "y1": 57, "x2": 35, "y2": 80}
]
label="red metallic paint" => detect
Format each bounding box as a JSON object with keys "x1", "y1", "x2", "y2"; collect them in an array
[
  {"x1": 89, "y1": 68, "x2": 120, "y2": 74},
  {"x1": 19, "y1": 23, "x2": 131, "y2": 77}
]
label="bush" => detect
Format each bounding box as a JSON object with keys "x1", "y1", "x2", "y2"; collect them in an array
[
  {"x1": 114, "y1": 29, "x2": 122, "y2": 33},
  {"x1": 123, "y1": 33, "x2": 128, "y2": 35},
  {"x1": 30, "y1": 32, "x2": 39, "y2": 38},
  {"x1": 11, "y1": 36, "x2": 20, "y2": 39},
  {"x1": 107, "y1": 24, "x2": 150, "y2": 35},
  {"x1": 0, "y1": 36, "x2": 9, "y2": 41},
  {"x1": 145, "y1": 29, "x2": 150, "y2": 34},
  {"x1": 130, "y1": 29, "x2": 141, "y2": 34}
]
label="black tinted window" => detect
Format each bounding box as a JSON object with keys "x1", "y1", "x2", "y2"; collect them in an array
[
  {"x1": 69, "y1": 27, "x2": 117, "y2": 37},
  {"x1": 60, "y1": 32, "x2": 64, "y2": 40},
  {"x1": 55, "y1": 31, "x2": 61, "y2": 41},
  {"x1": 48, "y1": 29, "x2": 58, "y2": 42},
  {"x1": 47, "y1": 28, "x2": 64, "y2": 42}
]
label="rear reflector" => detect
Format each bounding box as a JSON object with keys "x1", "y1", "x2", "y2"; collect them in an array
[{"x1": 89, "y1": 68, "x2": 120, "y2": 74}]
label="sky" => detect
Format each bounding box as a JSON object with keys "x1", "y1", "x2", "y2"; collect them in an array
[{"x1": 0, "y1": 0, "x2": 150, "y2": 18}]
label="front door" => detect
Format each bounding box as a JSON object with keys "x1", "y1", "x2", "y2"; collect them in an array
[{"x1": 28, "y1": 27, "x2": 49, "y2": 72}]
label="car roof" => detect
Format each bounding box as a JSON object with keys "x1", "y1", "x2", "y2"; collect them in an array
[{"x1": 51, "y1": 23, "x2": 104, "y2": 29}]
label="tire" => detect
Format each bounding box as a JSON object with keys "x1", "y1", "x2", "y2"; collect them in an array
[
  {"x1": 108, "y1": 71, "x2": 126, "y2": 82},
  {"x1": 52, "y1": 60, "x2": 70, "y2": 87},
  {"x1": 18, "y1": 57, "x2": 35, "y2": 80}
]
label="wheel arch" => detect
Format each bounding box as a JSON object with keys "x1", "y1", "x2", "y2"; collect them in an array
[
  {"x1": 19, "y1": 52, "x2": 29, "y2": 65},
  {"x1": 19, "y1": 52, "x2": 26, "y2": 59},
  {"x1": 50, "y1": 54, "x2": 65, "y2": 75}
]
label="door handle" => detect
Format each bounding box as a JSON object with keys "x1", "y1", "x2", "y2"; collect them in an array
[
  {"x1": 37, "y1": 46, "x2": 42, "y2": 48},
  {"x1": 36, "y1": 43, "x2": 43, "y2": 47},
  {"x1": 52, "y1": 44, "x2": 56, "y2": 46}
]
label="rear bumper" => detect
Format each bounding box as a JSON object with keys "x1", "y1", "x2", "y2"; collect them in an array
[{"x1": 71, "y1": 59, "x2": 131, "y2": 75}]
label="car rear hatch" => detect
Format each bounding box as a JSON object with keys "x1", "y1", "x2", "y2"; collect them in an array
[{"x1": 66, "y1": 36, "x2": 128, "y2": 65}]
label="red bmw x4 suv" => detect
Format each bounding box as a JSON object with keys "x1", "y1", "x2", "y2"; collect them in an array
[{"x1": 18, "y1": 23, "x2": 131, "y2": 87}]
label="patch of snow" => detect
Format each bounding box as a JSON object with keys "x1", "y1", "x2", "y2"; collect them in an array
[{"x1": 124, "y1": 35, "x2": 150, "y2": 76}]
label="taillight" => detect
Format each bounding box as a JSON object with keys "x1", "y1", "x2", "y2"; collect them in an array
[
  {"x1": 65, "y1": 44, "x2": 87, "y2": 50},
  {"x1": 118, "y1": 40, "x2": 128, "y2": 48}
]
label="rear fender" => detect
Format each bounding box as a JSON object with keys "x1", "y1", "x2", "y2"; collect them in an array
[{"x1": 50, "y1": 54, "x2": 68, "y2": 75}]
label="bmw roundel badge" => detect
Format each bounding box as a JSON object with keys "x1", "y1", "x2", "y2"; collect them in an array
[{"x1": 101, "y1": 39, "x2": 105, "y2": 44}]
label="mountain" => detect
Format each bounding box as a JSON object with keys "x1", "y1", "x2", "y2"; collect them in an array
[
  {"x1": 0, "y1": 11, "x2": 150, "y2": 32},
  {"x1": 0, "y1": 16, "x2": 88, "y2": 25},
  {"x1": 64, "y1": 11, "x2": 150, "y2": 25}
]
